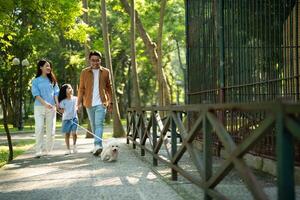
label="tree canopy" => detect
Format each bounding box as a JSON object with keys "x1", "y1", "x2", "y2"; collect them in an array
[{"x1": 0, "y1": 0, "x2": 186, "y2": 125}]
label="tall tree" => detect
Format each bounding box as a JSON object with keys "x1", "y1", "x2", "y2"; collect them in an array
[
  {"x1": 119, "y1": 0, "x2": 171, "y2": 106},
  {"x1": 0, "y1": 82, "x2": 13, "y2": 161},
  {"x1": 81, "y1": 0, "x2": 93, "y2": 138},
  {"x1": 100, "y1": 0, "x2": 125, "y2": 137},
  {"x1": 156, "y1": 0, "x2": 169, "y2": 106},
  {"x1": 130, "y1": 0, "x2": 141, "y2": 108},
  {"x1": 82, "y1": 0, "x2": 90, "y2": 65},
  {"x1": 0, "y1": 0, "x2": 86, "y2": 125},
  {"x1": 175, "y1": 38, "x2": 186, "y2": 103}
]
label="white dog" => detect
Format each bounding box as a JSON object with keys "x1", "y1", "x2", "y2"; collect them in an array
[{"x1": 100, "y1": 142, "x2": 120, "y2": 162}]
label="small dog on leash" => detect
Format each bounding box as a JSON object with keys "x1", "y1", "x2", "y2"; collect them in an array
[{"x1": 100, "y1": 141, "x2": 120, "y2": 162}]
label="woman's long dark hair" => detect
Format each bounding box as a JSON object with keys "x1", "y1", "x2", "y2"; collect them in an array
[
  {"x1": 58, "y1": 84, "x2": 70, "y2": 103},
  {"x1": 35, "y1": 59, "x2": 57, "y2": 85}
]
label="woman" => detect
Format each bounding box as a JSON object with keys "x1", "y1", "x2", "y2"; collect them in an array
[{"x1": 31, "y1": 59, "x2": 59, "y2": 158}]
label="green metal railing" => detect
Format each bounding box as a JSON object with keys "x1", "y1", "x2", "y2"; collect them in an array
[
  {"x1": 186, "y1": 0, "x2": 300, "y2": 164},
  {"x1": 127, "y1": 102, "x2": 300, "y2": 200}
]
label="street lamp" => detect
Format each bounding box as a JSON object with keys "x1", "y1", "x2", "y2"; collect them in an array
[{"x1": 12, "y1": 58, "x2": 29, "y2": 131}]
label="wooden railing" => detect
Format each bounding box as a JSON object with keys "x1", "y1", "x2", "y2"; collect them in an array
[{"x1": 126, "y1": 102, "x2": 300, "y2": 200}]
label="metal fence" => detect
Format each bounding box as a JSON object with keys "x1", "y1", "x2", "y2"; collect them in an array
[
  {"x1": 127, "y1": 102, "x2": 300, "y2": 200},
  {"x1": 186, "y1": 0, "x2": 300, "y2": 164}
]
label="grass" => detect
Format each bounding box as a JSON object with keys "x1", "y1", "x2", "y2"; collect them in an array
[
  {"x1": 121, "y1": 118, "x2": 127, "y2": 126},
  {"x1": 0, "y1": 125, "x2": 34, "y2": 133},
  {"x1": 0, "y1": 139, "x2": 35, "y2": 168},
  {"x1": 103, "y1": 132, "x2": 113, "y2": 139},
  {"x1": 0, "y1": 118, "x2": 127, "y2": 134}
]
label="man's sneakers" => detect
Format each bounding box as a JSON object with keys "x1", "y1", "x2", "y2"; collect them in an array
[
  {"x1": 92, "y1": 145, "x2": 103, "y2": 156},
  {"x1": 35, "y1": 151, "x2": 49, "y2": 158},
  {"x1": 35, "y1": 152, "x2": 42, "y2": 158},
  {"x1": 64, "y1": 149, "x2": 71, "y2": 155}
]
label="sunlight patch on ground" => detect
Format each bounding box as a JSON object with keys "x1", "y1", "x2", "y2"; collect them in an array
[
  {"x1": 146, "y1": 172, "x2": 157, "y2": 180},
  {"x1": 94, "y1": 177, "x2": 123, "y2": 186},
  {"x1": 93, "y1": 168, "x2": 113, "y2": 175},
  {"x1": 126, "y1": 176, "x2": 140, "y2": 185}
]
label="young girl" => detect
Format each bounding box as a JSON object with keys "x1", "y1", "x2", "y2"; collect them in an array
[
  {"x1": 58, "y1": 84, "x2": 78, "y2": 155},
  {"x1": 31, "y1": 59, "x2": 59, "y2": 158}
]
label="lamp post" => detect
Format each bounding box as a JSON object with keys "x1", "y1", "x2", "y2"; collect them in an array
[{"x1": 12, "y1": 58, "x2": 29, "y2": 131}]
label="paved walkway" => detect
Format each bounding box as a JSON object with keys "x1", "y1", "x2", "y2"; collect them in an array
[
  {"x1": 0, "y1": 133, "x2": 185, "y2": 200},
  {"x1": 1, "y1": 129, "x2": 300, "y2": 199}
]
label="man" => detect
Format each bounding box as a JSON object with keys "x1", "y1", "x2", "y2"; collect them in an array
[{"x1": 77, "y1": 51, "x2": 113, "y2": 156}]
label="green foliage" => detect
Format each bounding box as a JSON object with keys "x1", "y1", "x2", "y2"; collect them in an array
[
  {"x1": 65, "y1": 23, "x2": 96, "y2": 43},
  {"x1": 0, "y1": 139, "x2": 35, "y2": 168},
  {"x1": 0, "y1": 0, "x2": 186, "y2": 124},
  {"x1": 0, "y1": 0, "x2": 88, "y2": 127},
  {"x1": 96, "y1": 0, "x2": 186, "y2": 106}
]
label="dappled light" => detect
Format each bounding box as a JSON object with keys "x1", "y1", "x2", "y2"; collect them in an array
[{"x1": 1, "y1": 0, "x2": 300, "y2": 200}]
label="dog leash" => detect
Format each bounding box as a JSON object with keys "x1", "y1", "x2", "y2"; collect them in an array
[{"x1": 56, "y1": 110, "x2": 103, "y2": 141}]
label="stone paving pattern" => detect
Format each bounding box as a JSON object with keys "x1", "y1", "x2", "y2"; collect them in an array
[
  {"x1": 0, "y1": 129, "x2": 300, "y2": 200},
  {"x1": 0, "y1": 134, "x2": 184, "y2": 200}
]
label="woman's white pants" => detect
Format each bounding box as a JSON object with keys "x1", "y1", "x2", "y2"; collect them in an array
[{"x1": 34, "y1": 106, "x2": 56, "y2": 155}]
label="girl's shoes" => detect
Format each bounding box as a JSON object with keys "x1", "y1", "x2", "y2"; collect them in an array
[
  {"x1": 73, "y1": 145, "x2": 78, "y2": 153},
  {"x1": 64, "y1": 146, "x2": 77, "y2": 155}
]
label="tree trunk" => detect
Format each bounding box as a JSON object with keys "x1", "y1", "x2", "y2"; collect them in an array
[
  {"x1": 130, "y1": 0, "x2": 141, "y2": 108},
  {"x1": 100, "y1": 0, "x2": 125, "y2": 137},
  {"x1": 6, "y1": 102, "x2": 14, "y2": 125},
  {"x1": 157, "y1": 0, "x2": 170, "y2": 106},
  {"x1": 8, "y1": 89, "x2": 18, "y2": 127},
  {"x1": 82, "y1": 0, "x2": 90, "y2": 66},
  {"x1": 82, "y1": 0, "x2": 93, "y2": 138},
  {"x1": 119, "y1": 0, "x2": 171, "y2": 106},
  {"x1": 0, "y1": 88, "x2": 13, "y2": 161},
  {"x1": 175, "y1": 39, "x2": 187, "y2": 104}
]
